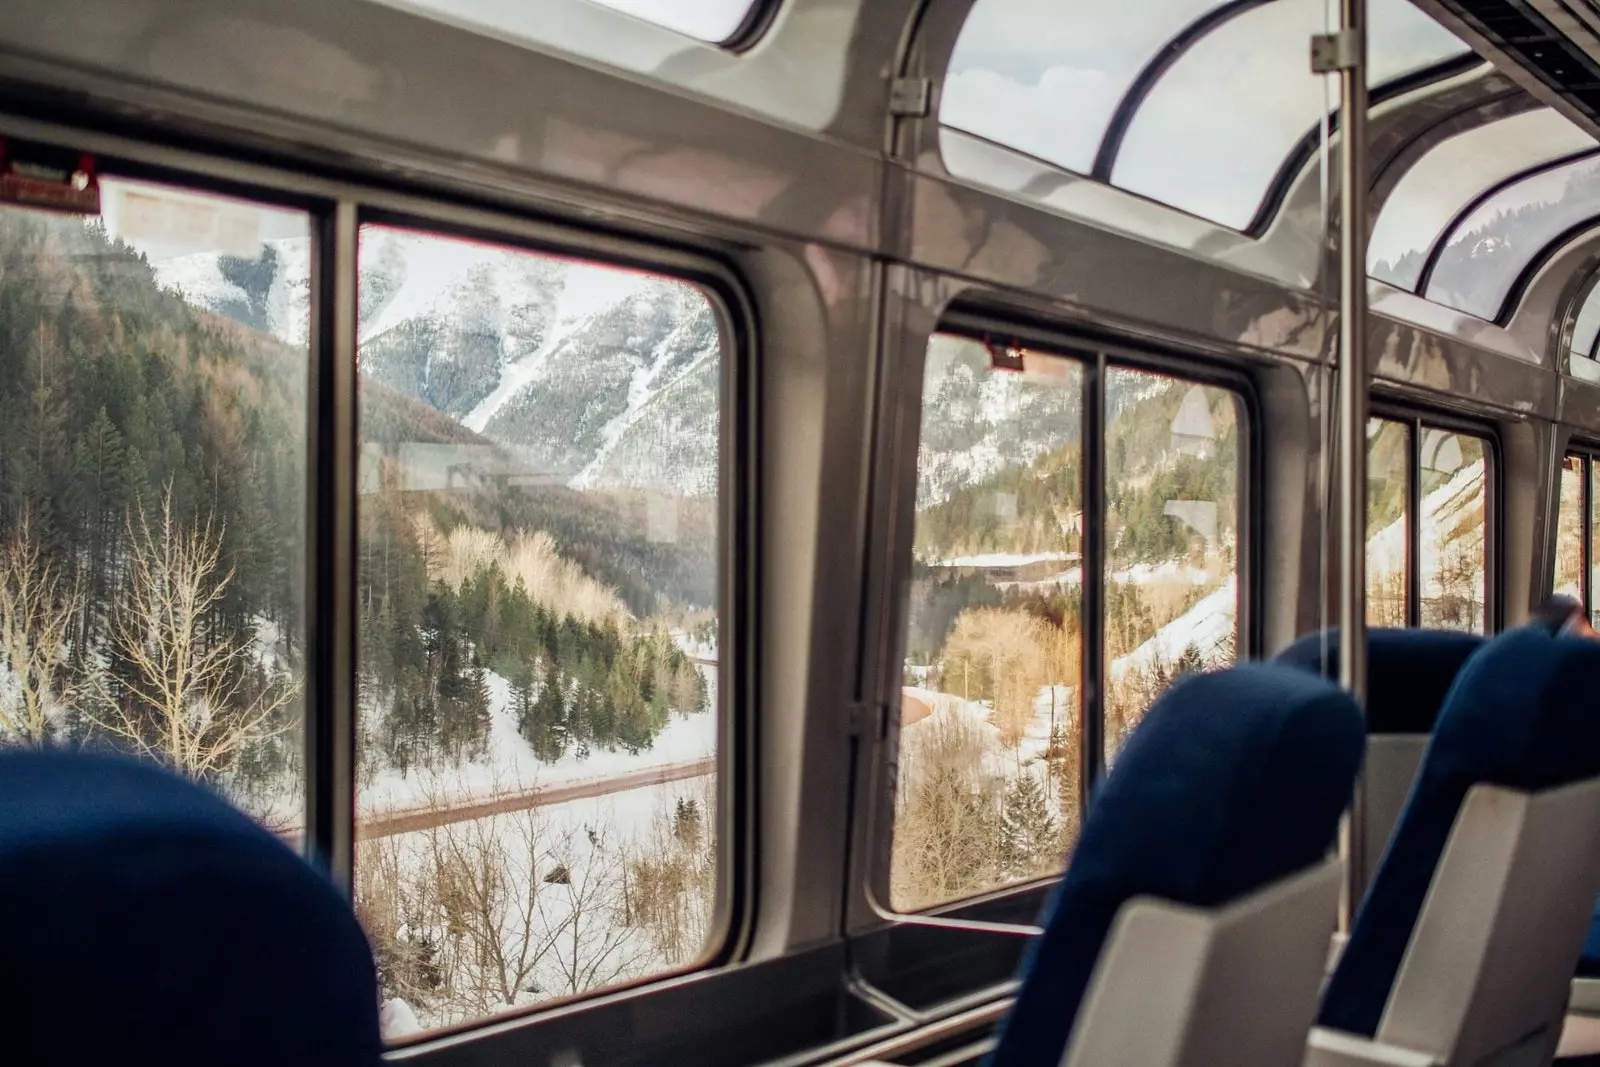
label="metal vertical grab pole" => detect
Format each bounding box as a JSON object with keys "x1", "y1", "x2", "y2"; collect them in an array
[{"x1": 1317, "y1": 0, "x2": 1370, "y2": 932}]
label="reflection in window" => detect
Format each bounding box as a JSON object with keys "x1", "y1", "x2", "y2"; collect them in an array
[
  {"x1": 1556, "y1": 455, "x2": 1584, "y2": 604},
  {"x1": 1426, "y1": 154, "x2": 1600, "y2": 320},
  {"x1": 893, "y1": 335, "x2": 1083, "y2": 911},
  {"x1": 1418, "y1": 431, "x2": 1487, "y2": 631},
  {"x1": 1370, "y1": 109, "x2": 1595, "y2": 291},
  {"x1": 354, "y1": 226, "x2": 722, "y2": 1035},
  {"x1": 1367, "y1": 418, "x2": 1411, "y2": 626},
  {"x1": 1104, "y1": 372, "x2": 1239, "y2": 754},
  {"x1": 0, "y1": 180, "x2": 309, "y2": 838}
]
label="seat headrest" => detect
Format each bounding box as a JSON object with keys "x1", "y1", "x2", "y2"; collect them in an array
[
  {"x1": 1276, "y1": 628, "x2": 1483, "y2": 734},
  {"x1": 0, "y1": 749, "x2": 381, "y2": 1065},
  {"x1": 1320, "y1": 627, "x2": 1600, "y2": 1036},
  {"x1": 986, "y1": 663, "x2": 1364, "y2": 1067}
]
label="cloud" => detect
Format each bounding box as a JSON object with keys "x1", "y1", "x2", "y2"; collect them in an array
[
  {"x1": 942, "y1": 0, "x2": 1466, "y2": 229},
  {"x1": 942, "y1": 66, "x2": 1121, "y2": 174}
]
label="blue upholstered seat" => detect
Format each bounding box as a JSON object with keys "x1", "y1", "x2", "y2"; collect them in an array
[
  {"x1": 0, "y1": 749, "x2": 380, "y2": 1065},
  {"x1": 1319, "y1": 627, "x2": 1600, "y2": 1036},
  {"x1": 984, "y1": 663, "x2": 1364, "y2": 1067},
  {"x1": 1581, "y1": 914, "x2": 1600, "y2": 978},
  {"x1": 1276, "y1": 628, "x2": 1483, "y2": 735}
]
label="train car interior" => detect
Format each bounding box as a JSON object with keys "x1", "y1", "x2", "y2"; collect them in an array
[{"x1": 14, "y1": 0, "x2": 1600, "y2": 1065}]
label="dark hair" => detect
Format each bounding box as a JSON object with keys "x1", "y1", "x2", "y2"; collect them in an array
[{"x1": 1532, "y1": 594, "x2": 1585, "y2": 635}]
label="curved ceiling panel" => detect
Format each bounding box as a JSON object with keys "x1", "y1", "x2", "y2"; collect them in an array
[{"x1": 1370, "y1": 108, "x2": 1594, "y2": 291}]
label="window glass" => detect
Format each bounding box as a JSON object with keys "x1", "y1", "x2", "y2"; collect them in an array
[
  {"x1": 942, "y1": 0, "x2": 1234, "y2": 176},
  {"x1": 1367, "y1": 418, "x2": 1411, "y2": 626},
  {"x1": 1573, "y1": 286, "x2": 1600, "y2": 363},
  {"x1": 381, "y1": 0, "x2": 760, "y2": 45},
  {"x1": 1103, "y1": 369, "x2": 1239, "y2": 759},
  {"x1": 1426, "y1": 154, "x2": 1600, "y2": 320},
  {"x1": 0, "y1": 179, "x2": 309, "y2": 840},
  {"x1": 1418, "y1": 431, "x2": 1487, "y2": 631},
  {"x1": 1114, "y1": 0, "x2": 1465, "y2": 228},
  {"x1": 1556, "y1": 455, "x2": 1584, "y2": 603},
  {"x1": 584, "y1": 0, "x2": 758, "y2": 42},
  {"x1": 353, "y1": 226, "x2": 722, "y2": 1036},
  {"x1": 1591, "y1": 461, "x2": 1600, "y2": 627},
  {"x1": 892, "y1": 334, "x2": 1083, "y2": 911},
  {"x1": 1370, "y1": 110, "x2": 1595, "y2": 291}
]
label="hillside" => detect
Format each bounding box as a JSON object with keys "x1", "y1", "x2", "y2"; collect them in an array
[{"x1": 162, "y1": 229, "x2": 721, "y2": 497}]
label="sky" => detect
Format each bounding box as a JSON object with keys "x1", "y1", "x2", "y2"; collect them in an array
[{"x1": 941, "y1": 0, "x2": 1468, "y2": 229}]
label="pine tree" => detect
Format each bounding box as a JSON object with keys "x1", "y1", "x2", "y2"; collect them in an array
[
  {"x1": 673, "y1": 797, "x2": 703, "y2": 849},
  {"x1": 1176, "y1": 641, "x2": 1206, "y2": 678},
  {"x1": 999, "y1": 773, "x2": 1060, "y2": 879}
]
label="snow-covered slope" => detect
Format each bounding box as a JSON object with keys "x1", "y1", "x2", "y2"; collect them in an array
[{"x1": 157, "y1": 230, "x2": 718, "y2": 495}]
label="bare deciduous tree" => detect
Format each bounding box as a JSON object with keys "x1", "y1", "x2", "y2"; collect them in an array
[
  {"x1": 940, "y1": 608, "x2": 1048, "y2": 746},
  {"x1": 891, "y1": 709, "x2": 1003, "y2": 910},
  {"x1": 539, "y1": 821, "x2": 649, "y2": 999},
  {"x1": 625, "y1": 778, "x2": 716, "y2": 966},
  {"x1": 0, "y1": 511, "x2": 83, "y2": 745},
  {"x1": 88, "y1": 488, "x2": 296, "y2": 779},
  {"x1": 357, "y1": 775, "x2": 657, "y2": 1032}
]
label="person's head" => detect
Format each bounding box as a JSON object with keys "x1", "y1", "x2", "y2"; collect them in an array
[{"x1": 1533, "y1": 594, "x2": 1597, "y2": 638}]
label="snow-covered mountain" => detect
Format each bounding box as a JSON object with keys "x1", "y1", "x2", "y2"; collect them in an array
[{"x1": 156, "y1": 230, "x2": 720, "y2": 495}]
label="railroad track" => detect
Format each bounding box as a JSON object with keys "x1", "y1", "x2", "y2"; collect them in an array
[{"x1": 354, "y1": 756, "x2": 716, "y2": 839}]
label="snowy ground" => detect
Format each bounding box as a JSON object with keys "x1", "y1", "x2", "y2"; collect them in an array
[
  {"x1": 1110, "y1": 574, "x2": 1237, "y2": 681},
  {"x1": 372, "y1": 772, "x2": 711, "y2": 1038},
  {"x1": 1368, "y1": 461, "x2": 1485, "y2": 599},
  {"x1": 900, "y1": 683, "x2": 1071, "y2": 785},
  {"x1": 356, "y1": 659, "x2": 717, "y2": 820}
]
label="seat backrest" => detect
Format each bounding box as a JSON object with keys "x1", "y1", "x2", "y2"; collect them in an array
[
  {"x1": 985, "y1": 663, "x2": 1364, "y2": 1067},
  {"x1": 0, "y1": 749, "x2": 381, "y2": 1066},
  {"x1": 1318, "y1": 627, "x2": 1600, "y2": 1040},
  {"x1": 1064, "y1": 857, "x2": 1342, "y2": 1067},
  {"x1": 1379, "y1": 779, "x2": 1600, "y2": 1067},
  {"x1": 1276, "y1": 629, "x2": 1484, "y2": 883},
  {"x1": 1275, "y1": 628, "x2": 1483, "y2": 736}
]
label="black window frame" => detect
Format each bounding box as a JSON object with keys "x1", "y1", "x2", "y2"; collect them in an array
[
  {"x1": 0, "y1": 117, "x2": 759, "y2": 1050},
  {"x1": 1556, "y1": 446, "x2": 1599, "y2": 615},
  {"x1": 873, "y1": 311, "x2": 1259, "y2": 915},
  {"x1": 1367, "y1": 401, "x2": 1501, "y2": 633}
]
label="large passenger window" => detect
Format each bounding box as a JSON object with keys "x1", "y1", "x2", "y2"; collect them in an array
[
  {"x1": 1103, "y1": 369, "x2": 1240, "y2": 756},
  {"x1": 1554, "y1": 451, "x2": 1600, "y2": 623},
  {"x1": 353, "y1": 226, "x2": 723, "y2": 1035},
  {"x1": 1367, "y1": 419, "x2": 1412, "y2": 626},
  {"x1": 1365, "y1": 416, "x2": 1491, "y2": 632},
  {"x1": 0, "y1": 180, "x2": 309, "y2": 840},
  {"x1": 890, "y1": 333, "x2": 1242, "y2": 912}
]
